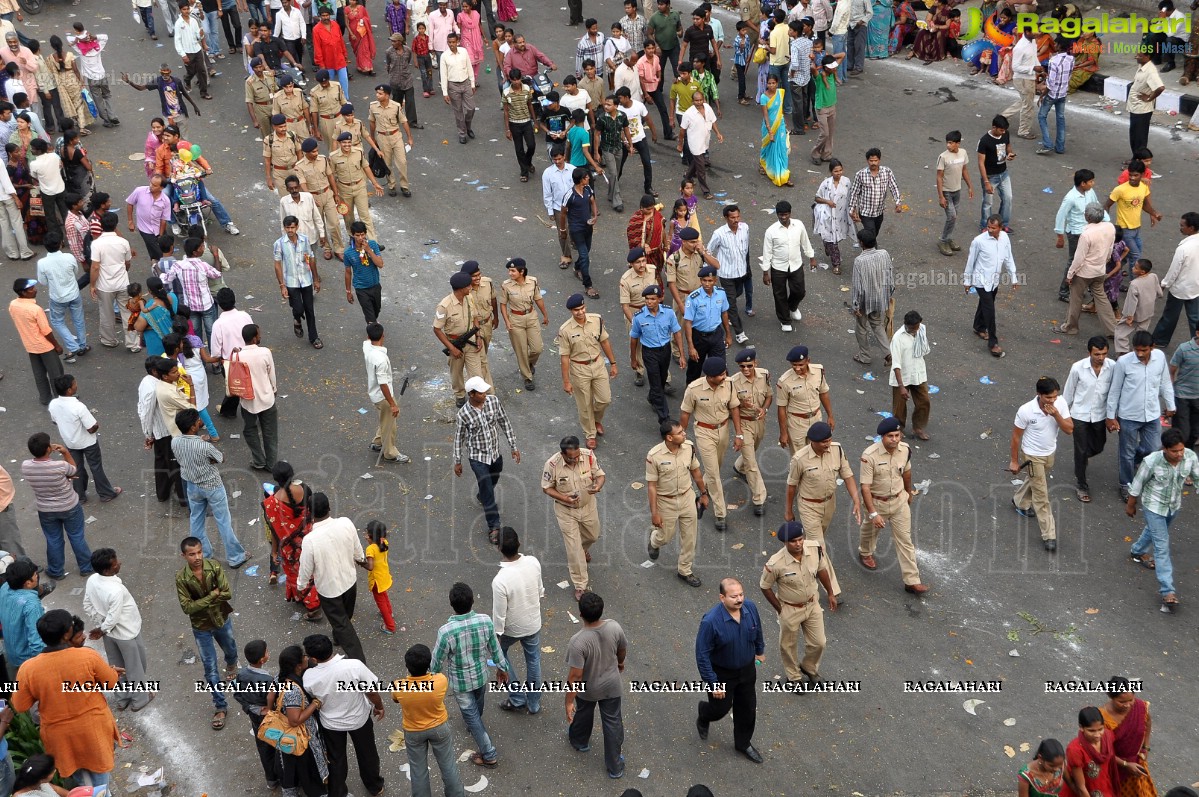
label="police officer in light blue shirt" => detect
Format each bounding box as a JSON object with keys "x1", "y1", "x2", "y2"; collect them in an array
[
  {"x1": 683, "y1": 265, "x2": 732, "y2": 384},
  {"x1": 631, "y1": 284, "x2": 685, "y2": 422}
]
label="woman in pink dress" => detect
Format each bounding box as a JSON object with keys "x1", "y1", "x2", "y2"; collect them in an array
[
  {"x1": 458, "y1": 0, "x2": 485, "y2": 79},
  {"x1": 345, "y1": 0, "x2": 378, "y2": 75},
  {"x1": 144, "y1": 117, "x2": 165, "y2": 179},
  {"x1": 497, "y1": 0, "x2": 518, "y2": 23}
]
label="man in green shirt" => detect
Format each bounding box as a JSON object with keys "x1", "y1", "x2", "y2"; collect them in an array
[
  {"x1": 176, "y1": 535, "x2": 239, "y2": 730},
  {"x1": 648, "y1": 0, "x2": 683, "y2": 78},
  {"x1": 669, "y1": 64, "x2": 703, "y2": 165},
  {"x1": 1126, "y1": 428, "x2": 1198, "y2": 610},
  {"x1": 811, "y1": 52, "x2": 843, "y2": 165},
  {"x1": 567, "y1": 108, "x2": 600, "y2": 171}
]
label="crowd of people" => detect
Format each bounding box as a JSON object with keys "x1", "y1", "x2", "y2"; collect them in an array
[{"x1": 0, "y1": 0, "x2": 1197, "y2": 795}]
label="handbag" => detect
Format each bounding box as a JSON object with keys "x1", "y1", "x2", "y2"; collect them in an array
[
  {"x1": 226, "y1": 351, "x2": 256, "y2": 401},
  {"x1": 256, "y1": 689, "x2": 311, "y2": 756},
  {"x1": 28, "y1": 189, "x2": 45, "y2": 218},
  {"x1": 752, "y1": 44, "x2": 768, "y2": 64}
]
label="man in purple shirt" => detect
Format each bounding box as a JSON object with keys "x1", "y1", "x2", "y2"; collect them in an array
[
  {"x1": 502, "y1": 35, "x2": 557, "y2": 83},
  {"x1": 125, "y1": 176, "x2": 173, "y2": 263}
]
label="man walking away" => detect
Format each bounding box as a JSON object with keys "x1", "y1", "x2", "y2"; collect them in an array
[
  {"x1": 566, "y1": 591, "x2": 627, "y2": 779},
  {"x1": 391, "y1": 644, "x2": 466, "y2": 797},
  {"x1": 36, "y1": 233, "x2": 88, "y2": 358},
  {"x1": 172, "y1": 408, "x2": 249, "y2": 568},
  {"x1": 1001, "y1": 31, "x2": 1038, "y2": 139},
  {"x1": 236, "y1": 324, "x2": 279, "y2": 472},
  {"x1": 48, "y1": 375, "x2": 121, "y2": 504},
  {"x1": 850, "y1": 228, "x2": 893, "y2": 366},
  {"x1": 8, "y1": 278, "x2": 65, "y2": 405},
  {"x1": 298, "y1": 492, "x2": 367, "y2": 662},
  {"x1": 1036, "y1": 38, "x2": 1072, "y2": 155},
  {"x1": 83, "y1": 548, "x2": 151, "y2": 711},
  {"x1": 364, "y1": 323, "x2": 410, "y2": 463}
]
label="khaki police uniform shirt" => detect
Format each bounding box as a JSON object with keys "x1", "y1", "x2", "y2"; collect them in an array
[
  {"x1": 333, "y1": 118, "x2": 368, "y2": 151},
  {"x1": 263, "y1": 131, "x2": 301, "y2": 168},
  {"x1": 433, "y1": 292, "x2": 473, "y2": 337},
  {"x1": 369, "y1": 99, "x2": 404, "y2": 134},
  {"x1": 681, "y1": 378, "x2": 739, "y2": 426},
  {"x1": 310, "y1": 82, "x2": 347, "y2": 118},
  {"x1": 665, "y1": 249, "x2": 703, "y2": 295},
  {"x1": 244, "y1": 71, "x2": 278, "y2": 106},
  {"x1": 542, "y1": 450, "x2": 605, "y2": 507},
  {"x1": 555, "y1": 313, "x2": 608, "y2": 363},
  {"x1": 619, "y1": 266, "x2": 658, "y2": 311},
  {"x1": 645, "y1": 440, "x2": 700, "y2": 497},
  {"x1": 859, "y1": 441, "x2": 911, "y2": 498},
  {"x1": 760, "y1": 540, "x2": 827, "y2": 603},
  {"x1": 731, "y1": 367, "x2": 770, "y2": 422},
  {"x1": 329, "y1": 148, "x2": 371, "y2": 186},
  {"x1": 294, "y1": 154, "x2": 334, "y2": 195},
  {"x1": 271, "y1": 89, "x2": 310, "y2": 124},
  {"x1": 786, "y1": 442, "x2": 852, "y2": 498},
  {"x1": 467, "y1": 276, "x2": 495, "y2": 326},
  {"x1": 499, "y1": 276, "x2": 539, "y2": 313},
  {"x1": 776, "y1": 364, "x2": 829, "y2": 415}
]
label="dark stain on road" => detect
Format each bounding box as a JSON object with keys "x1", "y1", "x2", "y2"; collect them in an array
[{"x1": 932, "y1": 87, "x2": 959, "y2": 103}]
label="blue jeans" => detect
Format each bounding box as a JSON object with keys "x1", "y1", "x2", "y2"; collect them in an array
[
  {"x1": 769, "y1": 64, "x2": 791, "y2": 113},
  {"x1": 191, "y1": 303, "x2": 218, "y2": 348},
  {"x1": 193, "y1": 617, "x2": 238, "y2": 710},
  {"x1": 187, "y1": 481, "x2": 247, "y2": 566},
  {"x1": 206, "y1": 191, "x2": 233, "y2": 226},
  {"x1": 1151, "y1": 293, "x2": 1199, "y2": 346},
  {"x1": 198, "y1": 407, "x2": 219, "y2": 438},
  {"x1": 246, "y1": 0, "x2": 268, "y2": 24},
  {"x1": 1038, "y1": 96, "x2": 1066, "y2": 153},
  {"x1": 329, "y1": 66, "x2": 350, "y2": 99},
  {"x1": 452, "y1": 685, "x2": 496, "y2": 762},
  {"x1": 979, "y1": 170, "x2": 1012, "y2": 229},
  {"x1": 136, "y1": 6, "x2": 157, "y2": 36},
  {"x1": 1117, "y1": 417, "x2": 1160, "y2": 487},
  {"x1": 406, "y1": 721, "x2": 465, "y2": 797},
  {"x1": 204, "y1": 10, "x2": 222, "y2": 56},
  {"x1": 1132, "y1": 507, "x2": 1177, "y2": 597},
  {"x1": 469, "y1": 456, "x2": 503, "y2": 531},
  {"x1": 75, "y1": 766, "x2": 112, "y2": 790},
  {"x1": 49, "y1": 296, "x2": 87, "y2": 353},
  {"x1": 499, "y1": 631, "x2": 542, "y2": 713},
  {"x1": 0, "y1": 753, "x2": 14, "y2": 796},
  {"x1": 828, "y1": 33, "x2": 847, "y2": 81},
  {"x1": 1120, "y1": 226, "x2": 1143, "y2": 280},
  {"x1": 570, "y1": 226, "x2": 594, "y2": 288},
  {"x1": 37, "y1": 505, "x2": 93, "y2": 578}
]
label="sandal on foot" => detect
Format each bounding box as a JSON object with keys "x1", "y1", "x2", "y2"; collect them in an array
[
  {"x1": 212, "y1": 710, "x2": 227, "y2": 730},
  {"x1": 488, "y1": 528, "x2": 501, "y2": 545},
  {"x1": 471, "y1": 753, "x2": 498, "y2": 768},
  {"x1": 703, "y1": 192, "x2": 716, "y2": 200},
  {"x1": 1162, "y1": 593, "x2": 1179, "y2": 606},
  {"x1": 832, "y1": 266, "x2": 841, "y2": 275},
  {"x1": 312, "y1": 338, "x2": 324, "y2": 349},
  {"x1": 1131, "y1": 553, "x2": 1156, "y2": 570},
  {"x1": 293, "y1": 319, "x2": 303, "y2": 337},
  {"x1": 1075, "y1": 488, "x2": 1091, "y2": 503}
]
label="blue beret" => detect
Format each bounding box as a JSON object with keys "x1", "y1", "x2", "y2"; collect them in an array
[
  {"x1": 807, "y1": 421, "x2": 832, "y2": 442},
  {"x1": 340, "y1": 103, "x2": 355, "y2": 115},
  {"x1": 679, "y1": 227, "x2": 699, "y2": 241},
  {"x1": 249, "y1": 56, "x2": 263, "y2": 67},
  {"x1": 566, "y1": 292, "x2": 586, "y2": 309},
  {"x1": 777, "y1": 521, "x2": 804, "y2": 542},
  {"x1": 301, "y1": 137, "x2": 319, "y2": 152},
  {"x1": 270, "y1": 113, "x2": 286, "y2": 125},
  {"x1": 450, "y1": 272, "x2": 472, "y2": 290},
  {"x1": 505, "y1": 257, "x2": 526, "y2": 269},
  {"x1": 734, "y1": 347, "x2": 756, "y2": 363},
  {"x1": 786, "y1": 345, "x2": 809, "y2": 362},
  {"x1": 337, "y1": 132, "x2": 352, "y2": 141},
  {"x1": 460, "y1": 260, "x2": 480, "y2": 274},
  {"x1": 642, "y1": 284, "x2": 661, "y2": 297},
  {"x1": 627, "y1": 246, "x2": 645, "y2": 263},
  {"x1": 877, "y1": 417, "x2": 902, "y2": 435},
  {"x1": 701, "y1": 357, "x2": 726, "y2": 377},
  {"x1": 278, "y1": 74, "x2": 294, "y2": 86},
  {"x1": 697, "y1": 265, "x2": 717, "y2": 278},
  {"x1": 316, "y1": 68, "x2": 330, "y2": 81}
]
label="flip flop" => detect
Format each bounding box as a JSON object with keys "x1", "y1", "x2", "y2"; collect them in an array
[
  {"x1": 1075, "y1": 488, "x2": 1091, "y2": 503},
  {"x1": 1131, "y1": 553, "x2": 1156, "y2": 570},
  {"x1": 294, "y1": 319, "x2": 303, "y2": 337},
  {"x1": 212, "y1": 710, "x2": 227, "y2": 730},
  {"x1": 312, "y1": 338, "x2": 323, "y2": 349}
]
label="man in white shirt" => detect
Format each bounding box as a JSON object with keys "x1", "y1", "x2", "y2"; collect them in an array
[
  {"x1": 301, "y1": 633, "x2": 385, "y2": 797},
  {"x1": 707, "y1": 203, "x2": 750, "y2": 344},
  {"x1": 88, "y1": 212, "x2": 135, "y2": 350},
  {"x1": 36, "y1": 232, "x2": 87, "y2": 357},
  {"x1": 759, "y1": 199, "x2": 815, "y2": 331},
  {"x1": 28, "y1": 139, "x2": 66, "y2": 236},
  {"x1": 48, "y1": 373, "x2": 122, "y2": 503},
  {"x1": 1151, "y1": 212, "x2": 1199, "y2": 346},
  {"x1": 1001, "y1": 31, "x2": 1039, "y2": 139},
  {"x1": 67, "y1": 27, "x2": 119, "y2": 127},
  {"x1": 174, "y1": 2, "x2": 211, "y2": 98},
  {"x1": 614, "y1": 48, "x2": 642, "y2": 101},
  {"x1": 491, "y1": 528, "x2": 545, "y2": 715},
  {"x1": 0, "y1": 157, "x2": 32, "y2": 259},
  {"x1": 559, "y1": 75, "x2": 593, "y2": 130},
  {"x1": 83, "y1": 548, "x2": 150, "y2": 710},
  {"x1": 138, "y1": 357, "x2": 186, "y2": 504},
  {"x1": 272, "y1": 0, "x2": 306, "y2": 64},
  {"x1": 889, "y1": 310, "x2": 932, "y2": 441},
  {"x1": 1062, "y1": 337, "x2": 1114, "y2": 503},
  {"x1": 677, "y1": 91, "x2": 722, "y2": 200},
  {"x1": 542, "y1": 147, "x2": 575, "y2": 267},
  {"x1": 1008, "y1": 376, "x2": 1074, "y2": 551},
  {"x1": 440, "y1": 33, "x2": 476, "y2": 144},
  {"x1": 962, "y1": 215, "x2": 1018, "y2": 358},
  {"x1": 209, "y1": 287, "x2": 255, "y2": 365},
  {"x1": 278, "y1": 176, "x2": 326, "y2": 252},
  {"x1": 297, "y1": 492, "x2": 366, "y2": 661},
  {"x1": 363, "y1": 323, "x2": 410, "y2": 463},
  {"x1": 616, "y1": 87, "x2": 655, "y2": 198},
  {"x1": 235, "y1": 324, "x2": 279, "y2": 471}
]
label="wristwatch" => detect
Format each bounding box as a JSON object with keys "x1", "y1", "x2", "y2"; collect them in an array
[
  {"x1": 734, "y1": 434, "x2": 743, "y2": 439},
  {"x1": 868, "y1": 511, "x2": 879, "y2": 520}
]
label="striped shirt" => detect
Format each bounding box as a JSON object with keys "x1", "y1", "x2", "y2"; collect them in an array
[
  {"x1": 273, "y1": 233, "x2": 313, "y2": 288},
  {"x1": 20, "y1": 458, "x2": 79, "y2": 513},
  {"x1": 172, "y1": 434, "x2": 224, "y2": 489},
  {"x1": 174, "y1": 14, "x2": 205, "y2": 57},
  {"x1": 707, "y1": 223, "x2": 750, "y2": 280},
  {"x1": 575, "y1": 33, "x2": 606, "y2": 77},
  {"x1": 849, "y1": 166, "x2": 902, "y2": 218},
  {"x1": 1129, "y1": 449, "x2": 1199, "y2": 516},
  {"x1": 430, "y1": 610, "x2": 510, "y2": 693},
  {"x1": 165, "y1": 257, "x2": 221, "y2": 311},
  {"x1": 850, "y1": 248, "x2": 894, "y2": 315},
  {"x1": 453, "y1": 395, "x2": 518, "y2": 466},
  {"x1": 1045, "y1": 52, "x2": 1074, "y2": 100}
]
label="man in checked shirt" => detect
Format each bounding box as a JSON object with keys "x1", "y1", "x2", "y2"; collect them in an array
[
  {"x1": 848, "y1": 147, "x2": 903, "y2": 241},
  {"x1": 453, "y1": 376, "x2": 520, "y2": 546}
]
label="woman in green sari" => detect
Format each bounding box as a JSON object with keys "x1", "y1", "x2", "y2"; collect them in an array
[
  {"x1": 133, "y1": 276, "x2": 178, "y2": 357},
  {"x1": 758, "y1": 73, "x2": 792, "y2": 187}
]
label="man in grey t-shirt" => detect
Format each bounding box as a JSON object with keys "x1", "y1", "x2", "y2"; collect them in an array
[{"x1": 565, "y1": 591, "x2": 627, "y2": 779}]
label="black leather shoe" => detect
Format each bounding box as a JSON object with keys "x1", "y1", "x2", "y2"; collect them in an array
[
  {"x1": 753, "y1": 504, "x2": 765, "y2": 516},
  {"x1": 741, "y1": 745, "x2": 764, "y2": 763},
  {"x1": 648, "y1": 541, "x2": 660, "y2": 560},
  {"x1": 696, "y1": 707, "x2": 709, "y2": 740},
  {"x1": 1044, "y1": 539, "x2": 1057, "y2": 552},
  {"x1": 714, "y1": 518, "x2": 727, "y2": 531},
  {"x1": 677, "y1": 572, "x2": 701, "y2": 587}
]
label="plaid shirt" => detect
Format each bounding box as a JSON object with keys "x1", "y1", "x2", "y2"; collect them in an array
[
  {"x1": 1045, "y1": 52, "x2": 1074, "y2": 100},
  {"x1": 65, "y1": 210, "x2": 89, "y2": 263},
  {"x1": 1129, "y1": 449, "x2": 1199, "y2": 516},
  {"x1": 430, "y1": 611, "x2": 510, "y2": 693},
  {"x1": 453, "y1": 394, "x2": 517, "y2": 466},
  {"x1": 165, "y1": 257, "x2": 222, "y2": 311},
  {"x1": 576, "y1": 33, "x2": 606, "y2": 77},
  {"x1": 789, "y1": 36, "x2": 812, "y2": 86},
  {"x1": 849, "y1": 166, "x2": 902, "y2": 218}
]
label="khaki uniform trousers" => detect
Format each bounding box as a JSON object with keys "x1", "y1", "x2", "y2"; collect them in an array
[
  {"x1": 507, "y1": 311, "x2": 543, "y2": 380},
  {"x1": 570, "y1": 360, "x2": 611, "y2": 440},
  {"x1": 273, "y1": 166, "x2": 299, "y2": 197},
  {"x1": 252, "y1": 105, "x2": 273, "y2": 141},
  {"x1": 625, "y1": 316, "x2": 645, "y2": 377},
  {"x1": 318, "y1": 116, "x2": 339, "y2": 149},
  {"x1": 377, "y1": 131, "x2": 410, "y2": 191},
  {"x1": 1014, "y1": 452, "x2": 1056, "y2": 540},
  {"x1": 373, "y1": 398, "x2": 400, "y2": 459},
  {"x1": 312, "y1": 190, "x2": 344, "y2": 250},
  {"x1": 779, "y1": 599, "x2": 826, "y2": 681},
  {"x1": 786, "y1": 412, "x2": 819, "y2": 455},
  {"x1": 554, "y1": 498, "x2": 601, "y2": 590},
  {"x1": 670, "y1": 303, "x2": 685, "y2": 359},
  {"x1": 339, "y1": 181, "x2": 378, "y2": 240},
  {"x1": 650, "y1": 491, "x2": 698, "y2": 576},
  {"x1": 694, "y1": 424, "x2": 730, "y2": 519},
  {"x1": 449, "y1": 345, "x2": 493, "y2": 400},
  {"x1": 733, "y1": 417, "x2": 766, "y2": 506},
  {"x1": 857, "y1": 495, "x2": 921, "y2": 585},
  {"x1": 796, "y1": 499, "x2": 842, "y2": 595}
]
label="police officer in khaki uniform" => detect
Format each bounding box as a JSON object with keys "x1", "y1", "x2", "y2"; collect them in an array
[
  {"x1": 263, "y1": 114, "x2": 303, "y2": 197},
  {"x1": 295, "y1": 137, "x2": 344, "y2": 255},
  {"x1": 369, "y1": 85, "x2": 416, "y2": 198},
  {"x1": 646, "y1": 419, "x2": 709, "y2": 587},
  {"x1": 666, "y1": 226, "x2": 718, "y2": 368},
  {"x1": 499, "y1": 257, "x2": 549, "y2": 392},
  {"x1": 271, "y1": 74, "x2": 314, "y2": 140},
  {"x1": 783, "y1": 422, "x2": 861, "y2": 597},
  {"x1": 679, "y1": 357, "x2": 744, "y2": 532},
  {"x1": 776, "y1": 345, "x2": 835, "y2": 455},
  {"x1": 434, "y1": 271, "x2": 494, "y2": 408},
  {"x1": 620, "y1": 247, "x2": 658, "y2": 388},
  {"x1": 541, "y1": 436, "x2": 606, "y2": 601},
  {"x1": 244, "y1": 57, "x2": 278, "y2": 137},
  {"x1": 557, "y1": 293, "x2": 618, "y2": 449},
  {"x1": 731, "y1": 348, "x2": 771, "y2": 516},
  {"x1": 859, "y1": 417, "x2": 928, "y2": 594},
  {"x1": 759, "y1": 521, "x2": 837, "y2": 686},
  {"x1": 329, "y1": 132, "x2": 384, "y2": 242},
  {"x1": 461, "y1": 260, "x2": 497, "y2": 348},
  {"x1": 309, "y1": 68, "x2": 348, "y2": 146},
  {"x1": 332, "y1": 103, "x2": 382, "y2": 156}
]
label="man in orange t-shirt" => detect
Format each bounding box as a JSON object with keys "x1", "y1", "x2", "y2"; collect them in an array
[
  {"x1": 391, "y1": 643, "x2": 466, "y2": 797},
  {"x1": 7, "y1": 278, "x2": 64, "y2": 405}
]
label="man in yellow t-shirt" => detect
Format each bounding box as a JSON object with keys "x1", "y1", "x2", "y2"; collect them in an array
[
  {"x1": 1104, "y1": 159, "x2": 1162, "y2": 281},
  {"x1": 391, "y1": 643, "x2": 466, "y2": 796}
]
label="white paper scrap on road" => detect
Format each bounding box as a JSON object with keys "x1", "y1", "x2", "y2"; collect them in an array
[
  {"x1": 138, "y1": 769, "x2": 165, "y2": 787},
  {"x1": 465, "y1": 776, "x2": 489, "y2": 792},
  {"x1": 86, "y1": 516, "x2": 97, "y2": 524},
  {"x1": 458, "y1": 750, "x2": 474, "y2": 762},
  {"x1": 963, "y1": 699, "x2": 985, "y2": 715},
  {"x1": 640, "y1": 560, "x2": 655, "y2": 568},
  {"x1": 639, "y1": 769, "x2": 650, "y2": 779},
  {"x1": 567, "y1": 611, "x2": 580, "y2": 624},
  {"x1": 557, "y1": 580, "x2": 570, "y2": 589}
]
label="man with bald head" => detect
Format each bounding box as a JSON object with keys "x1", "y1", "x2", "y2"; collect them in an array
[{"x1": 695, "y1": 577, "x2": 765, "y2": 763}]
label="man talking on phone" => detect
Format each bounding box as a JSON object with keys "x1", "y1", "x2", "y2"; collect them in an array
[{"x1": 1009, "y1": 376, "x2": 1074, "y2": 552}]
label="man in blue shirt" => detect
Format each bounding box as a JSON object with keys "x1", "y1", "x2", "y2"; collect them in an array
[
  {"x1": 695, "y1": 576, "x2": 765, "y2": 763},
  {"x1": 1106, "y1": 330, "x2": 1176, "y2": 498},
  {"x1": 343, "y1": 220, "x2": 385, "y2": 324},
  {"x1": 683, "y1": 265, "x2": 732, "y2": 383},
  {"x1": 0, "y1": 559, "x2": 46, "y2": 680},
  {"x1": 630, "y1": 284, "x2": 685, "y2": 422}
]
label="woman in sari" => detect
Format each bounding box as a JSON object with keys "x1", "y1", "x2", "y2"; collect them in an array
[
  {"x1": 262, "y1": 461, "x2": 323, "y2": 620},
  {"x1": 458, "y1": 0, "x2": 485, "y2": 80},
  {"x1": 909, "y1": 0, "x2": 951, "y2": 62},
  {"x1": 276, "y1": 645, "x2": 329, "y2": 797},
  {"x1": 144, "y1": 117, "x2": 165, "y2": 179},
  {"x1": 813, "y1": 158, "x2": 852, "y2": 274},
  {"x1": 61, "y1": 128, "x2": 93, "y2": 201},
  {"x1": 1069, "y1": 32, "x2": 1101, "y2": 93},
  {"x1": 134, "y1": 277, "x2": 178, "y2": 357},
  {"x1": 758, "y1": 74, "x2": 791, "y2": 187},
  {"x1": 1061, "y1": 706, "x2": 1131, "y2": 797},
  {"x1": 626, "y1": 195, "x2": 667, "y2": 275},
  {"x1": 6, "y1": 141, "x2": 43, "y2": 245},
  {"x1": 865, "y1": 0, "x2": 894, "y2": 58},
  {"x1": 1019, "y1": 739, "x2": 1065, "y2": 797},
  {"x1": 890, "y1": 0, "x2": 917, "y2": 54},
  {"x1": 47, "y1": 35, "x2": 92, "y2": 131},
  {"x1": 1100, "y1": 680, "x2": 1156, "y2": 797},
  {"x1": 345, "y1": 0, "x2": 378, "y2": 75},
  {"x1": 497, "y1": 0, "x2": 518, "y2": 23}
]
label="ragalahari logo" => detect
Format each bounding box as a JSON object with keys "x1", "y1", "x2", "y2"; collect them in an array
[{"x1": 960, "y1": 9, "x2": 1192, "y2": 41}]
